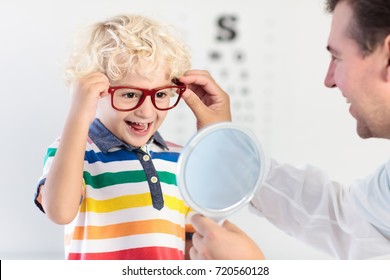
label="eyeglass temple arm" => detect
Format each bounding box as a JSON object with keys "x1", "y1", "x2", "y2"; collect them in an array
[{"x1": 172, "y1": 78, "x2": 185, "y2": 86}]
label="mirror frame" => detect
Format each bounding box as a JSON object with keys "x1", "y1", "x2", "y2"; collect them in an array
[{"x1": 177, "y1": 122, "x2": 266, "y2": 221}]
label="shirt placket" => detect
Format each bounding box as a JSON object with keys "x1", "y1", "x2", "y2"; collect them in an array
[{"x1": 134, "y1": 148, "x2": 164, "y2": 210}]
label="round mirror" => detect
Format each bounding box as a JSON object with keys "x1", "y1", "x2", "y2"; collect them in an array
[{"x1": 177, "y1": 122, "x2": 266, "y2": 222}]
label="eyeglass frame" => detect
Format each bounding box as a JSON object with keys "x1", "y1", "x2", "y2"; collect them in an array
[{"x1": 107, "y1": 78, "x2": 187, "y2": 111}]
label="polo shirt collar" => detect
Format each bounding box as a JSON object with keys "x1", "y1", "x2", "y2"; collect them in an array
[{"x1": 88, "y1": 118, "x2": 168, "y2": 153}]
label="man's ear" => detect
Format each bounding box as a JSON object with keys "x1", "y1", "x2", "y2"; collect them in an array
[{"x1": 384, "y1": 34, "x2": 390, "y2": 82}]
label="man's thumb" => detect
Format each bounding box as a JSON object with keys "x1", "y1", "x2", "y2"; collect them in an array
[{"x1": 182, "y1": 90, "x2": 207, "y2": 117}]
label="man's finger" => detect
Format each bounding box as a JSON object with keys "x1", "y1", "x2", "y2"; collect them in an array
[
  {"x1": 181, "y1": 90, "x2": 209, "y2": 116},
  {"x1": 191, "y1": 214, "x2": 220, "y2": 235},
  {"x1": 222, "y1": 220, "x2": 243, "y2": 233}
]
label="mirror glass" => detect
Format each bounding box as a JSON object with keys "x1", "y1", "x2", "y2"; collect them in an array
[{"x1": 177, "y1": 122, "x2": 266, "y2": 222}]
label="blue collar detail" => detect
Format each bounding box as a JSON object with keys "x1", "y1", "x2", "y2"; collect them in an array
[{"x1": 88, "y1": 118, "x2": 168, "y2": 153}]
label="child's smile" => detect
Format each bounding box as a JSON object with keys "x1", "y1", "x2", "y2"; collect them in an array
[{"x1": 126, "y1": 121, "x2": 150, "y2": 134}]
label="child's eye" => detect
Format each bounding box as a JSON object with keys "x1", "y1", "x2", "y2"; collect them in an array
[
  {"x1": 123, "y1": 92, "x2": 137, "y2": 98},
  {"x1": 155, "y1": 91, "x2": 168, "y2": 99}
]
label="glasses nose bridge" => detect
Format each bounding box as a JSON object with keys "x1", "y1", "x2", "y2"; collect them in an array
[
  {"x1": 138, "y1": 88, "x2": 158, "y2": 108},
  {"x1": 136, "y1": 89, "x2": 156, "y2": 110},
  {"x1": 141, "y1": 88, "x2": 157, "y2": 100}
]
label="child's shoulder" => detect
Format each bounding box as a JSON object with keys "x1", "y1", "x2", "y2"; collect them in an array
[
  {"x1": 164, "y1": 141, "x2": 183, "y2": 153},
  {"x1": 46, "y1": 137, "x2": 61, "y2": 149}
]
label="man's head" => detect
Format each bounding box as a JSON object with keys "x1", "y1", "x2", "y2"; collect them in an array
[
  {"x1": 324, "y1": 0, "x2": 390, "y2": 139},
  {"x1": 325, "y1": 0, "x2": 390, "y2": 56}
]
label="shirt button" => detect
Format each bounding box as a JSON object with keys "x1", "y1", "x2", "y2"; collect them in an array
[
  {"x1": 143, "y1": 155, "x2": 150, "y2": 161},
  {"x1": 151, "y1": 176, "x2": 158, "y2": 183}
]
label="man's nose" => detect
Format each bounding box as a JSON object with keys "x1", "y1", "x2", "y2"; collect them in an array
[{"x1": 324, "y1": 62, "x2": 336, "y2": 88}]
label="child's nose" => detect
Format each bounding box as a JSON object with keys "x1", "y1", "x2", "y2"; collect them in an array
[{"x1": 134, "y1": 96, "x2": 155, "y2": 117}]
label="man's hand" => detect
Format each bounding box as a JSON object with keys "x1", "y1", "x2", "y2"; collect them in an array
[
  {"x1": 180, "y1": 70, "x2": 232, "y2": 129},
  {"x1": 190, "y1": 214, "x2": 265, "y2": 260}
]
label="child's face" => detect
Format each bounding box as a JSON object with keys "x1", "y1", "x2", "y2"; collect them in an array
[{"x1": 97, "y1": 68, "x2": 171, "y2": 148}]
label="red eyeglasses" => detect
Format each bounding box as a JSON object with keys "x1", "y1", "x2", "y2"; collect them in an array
[{"x1": 108, "y1": 79, "x2": 186, "y2": 111}]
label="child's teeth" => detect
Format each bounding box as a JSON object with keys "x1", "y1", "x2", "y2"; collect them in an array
[{"x1": 135, "y1": 122, "x2": 148, "y2": 132}]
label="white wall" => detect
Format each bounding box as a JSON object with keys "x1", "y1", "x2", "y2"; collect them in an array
[{"x1": 1, "y1": 0, "x2": 389, "y2": 259}]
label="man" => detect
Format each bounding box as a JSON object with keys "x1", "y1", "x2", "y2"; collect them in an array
[{"x1": 183, "y1": 0, "x2": 390, "y2": 259}]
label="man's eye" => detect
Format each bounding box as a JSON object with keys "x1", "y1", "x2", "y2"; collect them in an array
[{"x1": 331, "y1": 54, "x2": 340, "y2": 62}]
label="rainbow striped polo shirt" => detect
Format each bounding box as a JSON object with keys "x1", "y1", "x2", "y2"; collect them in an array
[{"x1": 35, "y1": 118, "x2": 193, "y2": 260}]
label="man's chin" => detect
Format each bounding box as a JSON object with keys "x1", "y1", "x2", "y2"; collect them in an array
[{"x1": 356, "y1": 124, "x2": 373, "y2": 139}]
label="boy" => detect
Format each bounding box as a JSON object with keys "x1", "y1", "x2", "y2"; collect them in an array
[{"x1": 34, "y1": 14, "x2": 194, "y2": 260}]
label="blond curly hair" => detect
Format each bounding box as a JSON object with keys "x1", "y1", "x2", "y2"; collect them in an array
[{"x1": 65, "y1": 14, "x2": 191, "y2": 85}]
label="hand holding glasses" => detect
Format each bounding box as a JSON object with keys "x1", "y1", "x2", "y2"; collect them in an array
[{"x1": 108, "y1": 78, "x2": 186, "y2": 111}]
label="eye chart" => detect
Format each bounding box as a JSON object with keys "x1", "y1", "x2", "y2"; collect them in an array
[{"x1": 159, "y1": 1, "x2": 300, "y2": 150}]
